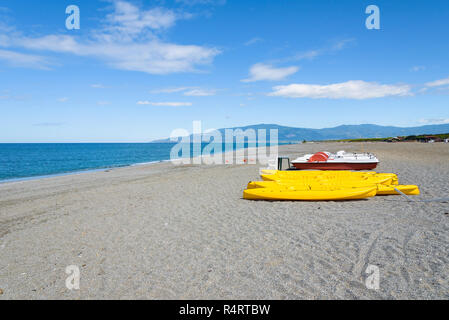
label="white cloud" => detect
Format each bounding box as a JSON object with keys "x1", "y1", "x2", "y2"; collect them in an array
[
  {"x1": 0, "y1": 1, "x2": 220, "y2": 74},
  {"x1": 33, "y1": 122, "x2": 65, "y2": 127},
  {"x1": 244, "y1": 37, "x2": 263, "y2": 46},
  {"x1": 103, "y1": 1, "x2": 177, "y2": 41},
  {"x1": 97, "y1": 101, "x2": 110, "y2": 105},
  {"x1": 425, "y1": 76, "x2": 449, "y2": 87},
  {"x1": 0, "y1": 48, "x2": 51, "y2": 69},
  {"x1": 287, "y1": 38, "x2": 355, "y2": 62},
  {"x1": 150, "y1": 87, "x2": 195, "y2": 94},
  {"x1": 137, "y1": 101, "x2": 192, "y2": 106},
  {"x1": 410, "y1": 66, "x2": 426, "y2": 72},
  {"x1": 293, "y1": 50, "x2": 320, "y2": 61},
  {"x1": 331, "y1": 39, "x2": 355, "y2": 51},
  {"x1": 175, "y1": 0, "x2": 226, "y2": 5},
  {"x1": 183, "y1": 88, "x2": 216, "y2": 96},
  {"x1": 150, "y1": 86, "x2": 216, "y2": 96},
  {"x1": 269, "y1": 80, "x2": 412, "y2": 99},
  {"x1": 91, "y1": 84, "x2": 106, "y2": 88},
  {"x1": 11, "y1": 34, "x2": 220, "y2": 75},
  {"x1": 419, "y1": 118, "x2": 449, "y2": 125},
  {"x1": 58, "y1": 97, "x2": 69, "y2": 102},
  {"x1": 418, "y1": 87, "x2": 428, "y2": 93},
  {"x1": 0, "y1": 91, "x2": 29, "y2": 101},
  {"x1": 15, "y1": 35, "x2": 79, "y2": 53},
  {"x1": 241, "y1": 63, "x2": 299, "y2": 82}
]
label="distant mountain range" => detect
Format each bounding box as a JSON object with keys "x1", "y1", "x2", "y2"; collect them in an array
[{"x1": 150, "y1": 123, "x2": 449, "y2": 143}]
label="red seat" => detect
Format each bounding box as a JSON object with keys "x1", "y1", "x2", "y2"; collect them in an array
[{"x1": 308, "y1": 152, "x2": 329, "y2": 162}]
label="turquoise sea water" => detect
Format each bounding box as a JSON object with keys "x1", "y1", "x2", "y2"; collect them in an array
[{"x1": 0, "y1": 143, "x2": 279, "y2": 182}]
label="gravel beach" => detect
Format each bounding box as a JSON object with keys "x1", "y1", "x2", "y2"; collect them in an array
[{"x1": 0, "y1": 142, "x2": 448, "y2": 299}]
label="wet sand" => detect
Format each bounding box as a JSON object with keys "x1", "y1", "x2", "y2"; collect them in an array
[{"x1": 0, "y1": 142, "x2": 448, "y2": 299}]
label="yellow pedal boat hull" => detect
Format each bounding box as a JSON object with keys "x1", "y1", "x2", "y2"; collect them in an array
[
  {"x1": 247, "y1": 181, "x2": 420, "y2": 196},
  {"x1": 260, "y1": 174, "x2": 395, "y2": 185},
  {"x1": 376, "y1": 184, "x2": 420, "y2": 195},
  {"x1": 243, "y1": 186, "x2": 377, "y2": 201},
  {"x1": 261, "y1": 170, "x2": 397, "y2": 182}
]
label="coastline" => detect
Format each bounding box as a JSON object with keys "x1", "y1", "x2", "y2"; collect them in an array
[
  {"x1": 0, "y1": 143, "x2": 283, "y2": 185},
  {"x1": 0, "y1": 160, "x2": 170, "y2": 185},
  {"x1": 0, "y1": 142, "x2": 448, "y2": 299}
]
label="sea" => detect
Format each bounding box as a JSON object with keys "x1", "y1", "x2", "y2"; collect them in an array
[{"x1": 0, "y1": 142, "x2": 282, "y2": 182}]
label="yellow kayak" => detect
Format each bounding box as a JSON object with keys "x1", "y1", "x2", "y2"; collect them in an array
[
  {"x1": 262, "y1": 169, "x2": 376, "y2": 174},
  {"x1": 243, "y1": 186, "x2": 377, "y2": 201},
  {"x1": 261, "y1": 170, "x2": 397, "y2": 182},
  {"x1": 260, "y1": 170, "x2": 397, "y2": 177},
  {"x1": 376, "y1": 184, "x2": 420, "y2": 195},
  {"x1": 261, "y1": 169, "x2": 396, "y2": 177},
  {"x1": 247, "y1": 181, "x2": 420, "y2": 196},
  {"x1": 260, "y1": 174, "x2": 395, "y2": 185}
]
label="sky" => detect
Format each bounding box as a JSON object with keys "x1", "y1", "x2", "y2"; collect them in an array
[{"x1": 0, "y1": 0, "x2": 448, "y2": 142}]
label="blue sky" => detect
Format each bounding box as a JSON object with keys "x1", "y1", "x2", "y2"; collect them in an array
[{"x1": 0, "y1": 0, "x2": 448, "y2": 142}]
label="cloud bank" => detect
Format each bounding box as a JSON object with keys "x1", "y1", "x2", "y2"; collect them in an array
[
  {"x1": 425, "y1": 76, "x2": 449, "y2": 87},
  {"x1": 269, "y1": 80, "x2": 412, "y2": 100},
  {"x1": 419, "y1": 118, "x2": 449, "y2": 125},
  {"x1": 0, "y1": 48, "x2": 51, "y2": 69},
  {"x1": 241, "y1": 63, "x2": 299, "y2": 82},
  {"x1": 137, "y1": 101, "x2": 192, "y2": 106},
  {"x1": 0, "y1": 0, "x2": 220, "y2": 74},
  {"x1": 151, "y1": 86, "x2": 217, "y2": 96}
]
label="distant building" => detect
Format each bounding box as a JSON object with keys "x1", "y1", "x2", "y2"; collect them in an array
[
  {"x1": 417, "y1": 135, "x2": 442, "y2": 143},
  {"x1": 388, "y1": 137, "x2": 403, "y2": 142}
]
